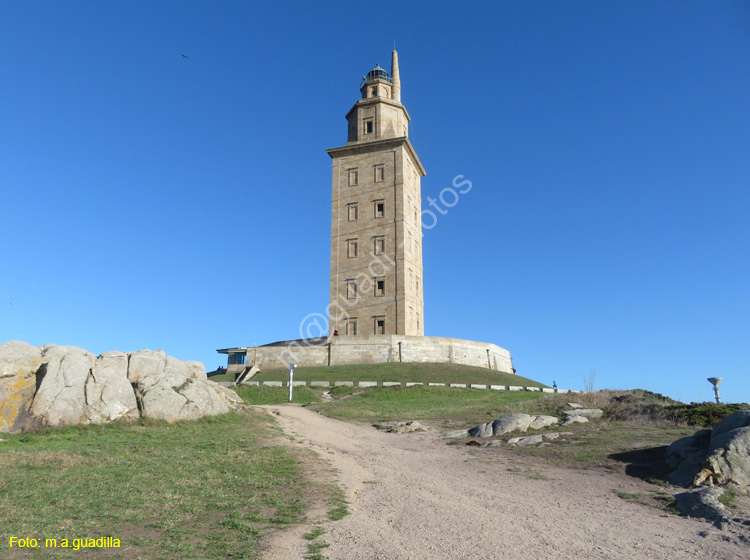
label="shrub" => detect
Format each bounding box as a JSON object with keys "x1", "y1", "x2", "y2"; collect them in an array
[{"x1": 662, "y1": 403, "x2": 749, "y2": 428}]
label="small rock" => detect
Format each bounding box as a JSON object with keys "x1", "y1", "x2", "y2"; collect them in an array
[
  {"x1": 386, "y1": 421, "x2": 426, "y2": 433},
  {"x1": 508, "y1": 435, "x2": 544, "y2": 446},
  {"x1": 442, "y1": 429, "x2": 470, "y2": 439},
  {"x1": 562, "y1": 415, "x2": 589, "y2": 426},
  {"x1": 528, "y1": 415, "x2": 559, "y2": 430},
  {"x1": 567, "y1": 402, "x2": 583, "y2": 409},
  {"x1": 564, "y1": 408, "x2": 603, "y2": 418},
  {"x1": 469, "y1": 421, "x2": 494, "y2": 438},
  {"x1": 674, "y1": 487, "x2": 729, "y2": 527}
]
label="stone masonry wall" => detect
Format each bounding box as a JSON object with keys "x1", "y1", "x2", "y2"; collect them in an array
[{"x1": 238, "y1": 335, "x2": 512, "y2": 373}]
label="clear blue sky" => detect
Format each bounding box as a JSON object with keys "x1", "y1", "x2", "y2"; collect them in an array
[{"x1": 2, "y1": 1, "x2": 748, "y2": 403}]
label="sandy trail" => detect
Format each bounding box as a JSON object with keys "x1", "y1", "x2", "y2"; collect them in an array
[{"x1": 260, "y1": 404, "x2": 746, "y2": 559}]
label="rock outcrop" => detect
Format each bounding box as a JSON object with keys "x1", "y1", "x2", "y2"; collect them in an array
[
  {"x1": 0, "y1": 341, "x2": 238, "y2": 433},
  {"x1": 466, "y1": 413, "x2": 560, "y2": 438},
  {"x1": 666, "y1": 408, "x2": 750, "y2": 487},
  {"x1": 0, "y1": 341, "x2": 42, "y2": 432},
  {"x1": 674, "y1": 487, "x2": 730, "y2": 527}
]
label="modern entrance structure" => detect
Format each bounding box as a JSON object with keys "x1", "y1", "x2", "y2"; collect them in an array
[{"x1": 217, "y1": 51, "x2": 512, "y2": 375}]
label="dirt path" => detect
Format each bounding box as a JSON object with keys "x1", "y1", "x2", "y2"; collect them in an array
[{"x1": 260, "y1": 404, "x2": 746, "y2": 559}]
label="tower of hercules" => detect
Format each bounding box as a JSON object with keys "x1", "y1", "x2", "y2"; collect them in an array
[{"x1": 327, "y1": 50, "x2": 426, "y2": 337}]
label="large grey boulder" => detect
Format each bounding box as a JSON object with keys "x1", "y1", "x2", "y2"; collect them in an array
[
  {"x1": 712, "y1": 408, "x2": 750, "y2": 438},
  {"x1": 665, "y1": 409, "x2": 750, "y2": 487},
  {"x1": 492, "y1": 413, "x2": 535, "y2": 435},
  {"x1": 135, "y1": 377, "x2": 228, "y2": 421},
  {"x1": 0, "y1": 342, "x2": 236, "y2": 432},
  {"x1": 703, "y1": 425, "x2": 750, "y2": 486},
  {"x1": 0, "y1": 340, "x2": 42, "y2": 377},
  {"x1": 28, "y1": 345, "x2": 97, "y2": 429},
  {"x1": 177, "y1": 378, "x2": 229, "y2": 418},
  {"x1": 665, "y1": 430, "x2": 712, "y2": 469},
  {"x1": 207, "y1": 380, "x2": 244, "y2": 405},
  {"x1": 28, "y1": 345, "x2": 138, "y2": 429},
  {"x1": 86, "y1": 351, "x2": 139, "y2": 423},
  {"x1": 127, "y1": 349, "x2": 189, "y2": 387},
  {"x1": 666, "y1": 430, "x2": 712, "y2": 486},
  {"x1": 129, "y1": 351, "x2": 228, "y2": 421},
  {"x1": 0, "y1": 341, "x2": 42, "y2": 433},
  {"x1": 185, "y1": 360, "x2": 208, "y2": 382}
]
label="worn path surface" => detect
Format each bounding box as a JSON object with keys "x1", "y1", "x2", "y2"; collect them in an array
[{"x1": 260, "y1": 404, "x2": 747, "y2": 559}]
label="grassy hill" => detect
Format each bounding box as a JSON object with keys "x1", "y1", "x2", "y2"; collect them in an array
[{"x1": 216, "y1": 361, "x2": 549, "y2": 388}]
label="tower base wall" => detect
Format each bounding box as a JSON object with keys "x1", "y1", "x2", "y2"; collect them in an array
[{"x1": 226, "y1": 335, "x2": 511, "y2": 373}]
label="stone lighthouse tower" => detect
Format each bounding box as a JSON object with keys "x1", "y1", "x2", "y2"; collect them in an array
[{"x1": 327, "y1": 50, "x2": 426, "y2": 336}]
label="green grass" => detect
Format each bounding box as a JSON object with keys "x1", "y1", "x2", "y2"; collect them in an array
[
  {"x1": 233, "y1": 385, "x2": 322, "y2": 405},
  {"x1": 207, "y1": 371, "x2": 236, "y2": 382},
  {"x1": 309, "y1": 385, "x2": 546, "y2": 425},
  {"x1": 304, "y1": 539, "x2": 330, "y2": 560},
  {"x1": 250, "y1": 362, "x2": 546, "y2": 388},
  {"x1": 616, "y1": 492, "x2": 643, "y2": 500},
  {"x1": 663, "y1": 402, "x2": 750, "y2": 427},
  {"x1": 303, "y1": 526, "x2": 326, "y2": 541},
  {"x1": 510, "y1": 421, "x2": 694, "y2": 468},
  {"x1": 327, "y1": 485, "x2": 349, "y2": 521},
  {"x1": 302, "y1": 525, "x2": 330, "y2": 560},
  {"x1": 719, "y1": 489, "x2": 738, "y2": 509},
  {"x1": 0, "y1": 411, "x2": 321, "y2": 560}
]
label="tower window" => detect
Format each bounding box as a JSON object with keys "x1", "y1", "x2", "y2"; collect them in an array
[
  {"x1": 364, "y1": 119, "x2": 373, "y2": 134},
  {"x1": 374, "y1": 316, "x2": 385, "y2": 335},
  {"x1": 346, "y1": 279, "x2": 357, "y2": 299},
  {"x1": 345, "y1": 318, "x2": 357, "y2": 335},
  {"x1": 374, "y1": 200, "x2": 385, "y2": 218},
  {"x1": 348, "y1": 169, "x2": 358, "y2": 187},
  {"x1": 347, "y1": 203, "x2": 358, "y2": 221},
  {"x1": 374, "y1": 164, "x2": 385, "y2": 183},
  {"x1": 374, "y1": 277, "x2": 385, "y2": 297},
  {"x1": 370, "y1": 87, "x2": 377, "y2": 97},
  {"x1": 347, "y1": 239, "x2": 358, "y2": 258},
  {"x1": 373, "y1": 236, "x2": 385, "y2": 255}
]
